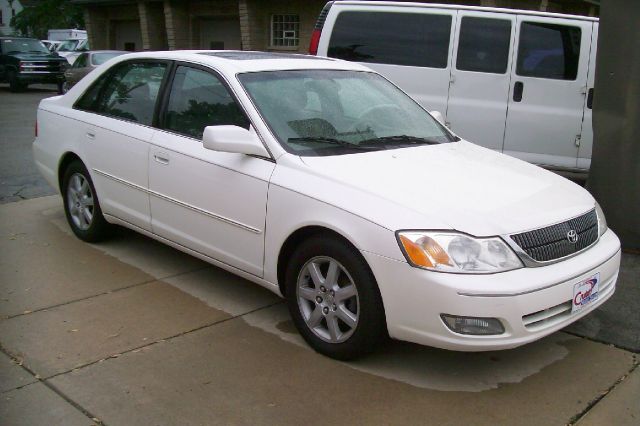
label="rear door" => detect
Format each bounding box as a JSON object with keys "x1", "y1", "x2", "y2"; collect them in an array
[
  {"x1": 503, "y1": 16, "x2": 592, "y2": 168},
  {"x1": 446, "y1": 11, "x2": 515, "y2": 150},
  {"x1": 321, "y1": 5, "x2": 455, "y2": 114}
]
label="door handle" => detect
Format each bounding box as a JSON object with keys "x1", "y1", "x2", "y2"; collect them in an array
[
  {"x1": 513, "y1": 81, "x2": 524, "y2": 102},
  {"x1": 587, "y1": 88, "x2": 594, "y2": 109},
  {"x1": 153, "y1": 154, "x2": 170, "y2": 165}
]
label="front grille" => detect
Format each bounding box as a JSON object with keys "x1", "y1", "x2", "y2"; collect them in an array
[
  {"x1": 21, "y1": 61, "x2": 64, "y2": 73},
  {"x1": 511, "y1": 209, "x2": 598, "y2": 262},
  {"x1": 523, "y1": 300, "x2": 572, "y2": 330}
]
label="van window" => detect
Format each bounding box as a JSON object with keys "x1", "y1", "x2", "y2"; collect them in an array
[
  {"x1": 456, "y1": 17, "x2": 512, "y2": 74},
  {"x1": 516, "y1": 22, "x2": 581, "y2": 80},
  {"x1": 327, "y1": 11, "x2": 452, "y2": 68}
]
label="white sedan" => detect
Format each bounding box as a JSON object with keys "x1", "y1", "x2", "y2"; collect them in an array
[{"x1": 33, "y1": 51, "x2": 620, "y2": 360}]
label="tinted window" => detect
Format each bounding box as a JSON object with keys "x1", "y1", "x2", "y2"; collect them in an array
[
  {"x1": 328, "y1": 11, "x2": 452, "y2": 68},
  {"x1": 164, "y1": 66, "x2": 249, "y2": 139},
  {"x1": 74, "y1": 54, "x2": 88, "y2": 68},
  {"x1": 456, "y1": 17, "x2": 512, "y2": 74},
  {"x1": 92, "y1": 52, "x2": 123, "y2": 65},
  {"x1": 516, "y1": 22, "x2": 581, "y2": 80},
  {"x1": 92, "y1": 62, "x2": 167, "y2": 125}
]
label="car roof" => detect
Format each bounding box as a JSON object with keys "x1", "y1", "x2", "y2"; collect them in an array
[{"x1": 107, "y1": 50, "x2": 372, "y2": 74}]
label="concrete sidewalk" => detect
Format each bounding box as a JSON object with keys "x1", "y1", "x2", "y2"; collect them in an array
[{"x1": 1, "y1": 196, "x2": 638, "y2": 425}]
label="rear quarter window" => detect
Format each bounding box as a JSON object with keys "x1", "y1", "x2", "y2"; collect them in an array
[{"x1": 327, "y1": 11, "x2": 452, "y2": 68}]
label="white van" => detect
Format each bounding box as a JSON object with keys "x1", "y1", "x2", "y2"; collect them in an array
[{"x1": 311, "y1": 1, "x2": 598, "y2": 173}]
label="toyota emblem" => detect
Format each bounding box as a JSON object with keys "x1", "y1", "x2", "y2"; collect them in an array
[{"x1": 567, "y1": 230, "x2": 579, "y2": 243}]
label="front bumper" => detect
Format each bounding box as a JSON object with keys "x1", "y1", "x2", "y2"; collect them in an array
[
  {"x1": 16, "y1": 72, "x2": 65, "y2": 84},
  {"x1": 363, "y1": 229, "x2": 621, "y2": 351}
]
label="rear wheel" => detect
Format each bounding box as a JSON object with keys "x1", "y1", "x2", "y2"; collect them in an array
[
  {"x1": 57, "y1": 81, "x2": 66, "y2": 94},
  {"x1": 285, "y1": 235, "x2": 386, "y2": 360},
  {"x1": 62, "y1": 160, "x2": 112, "y2": 242}
]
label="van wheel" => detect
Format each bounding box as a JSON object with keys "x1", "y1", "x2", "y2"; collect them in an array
[
  {"x1": 61, "y1": 160, "x2": 112, "y2": 242},
  {"x1": 285, "y1": 235, "x2": 386, "y2": 360}
]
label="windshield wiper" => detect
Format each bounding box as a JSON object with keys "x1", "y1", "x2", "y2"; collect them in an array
[
  {"x1": 288, "y1": 137, "x2": 376, "y2": 151},
  {"x1": 359, "y1": 135, "x2": 444, "y2": 147}
]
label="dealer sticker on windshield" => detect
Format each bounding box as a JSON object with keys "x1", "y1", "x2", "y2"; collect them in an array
[{"x1": 572, "y1": 273, "x2": 600, "y2": 313}]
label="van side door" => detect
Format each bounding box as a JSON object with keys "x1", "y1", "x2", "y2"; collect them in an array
[
  {"x1": 446, "y1": 11, "x2": 516, "y2": 151},
  {"x1": 503, "y1": 16, "x2": 592, "y2": 169},
  {"x1": 321, "y1": 5, "x2": 456, "y2": 114},
  {"x1": 577, "y1": 22, "x2": 597, "y2": 171}
]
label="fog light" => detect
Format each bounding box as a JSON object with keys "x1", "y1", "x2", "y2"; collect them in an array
[{"x1": 441, "y1": 314, "x2": 505, "y2": 335}]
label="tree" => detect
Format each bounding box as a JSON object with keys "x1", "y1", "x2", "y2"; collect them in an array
[{"x1": 10, "y1": 0, "x2": 85, "y2": 39}]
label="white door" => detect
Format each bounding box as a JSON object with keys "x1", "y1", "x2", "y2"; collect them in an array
[
  {"x1": 321, "y1": 6, "x2": 456, "y2": 113},
  {"x1": 503, "y1": 16, "x2": 592, "y2": 169},
  {"x1": 149, "y1": 65, "x2": 275, "y2": 277},
  {"x1": 577, "y1": 22, "x2": 597, "y2": 170},
  {"x1": 446, "y1": 11, "x2": 516, "y2": 151},
  {"x1": 82, "y1": 60, "x2": 169, "y2": 231}
]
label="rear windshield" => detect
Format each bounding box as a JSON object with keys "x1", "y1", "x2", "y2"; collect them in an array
[{"x1": 92, "y1": 52, "x2": 124, "y2": 65}]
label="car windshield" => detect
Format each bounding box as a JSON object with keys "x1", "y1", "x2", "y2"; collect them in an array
[
  {"x1": 2, "y1": 38, "x2": 49, "y2": 54},
  {"x1": 92, "y1": 52, "x2": 123, "y2": 65},
  {"x1": 238, "y1": 70, "x2": 456, "y2": 156},
  {"x1": 57, "y1": 40, "x2": 80, "y2": 52}
]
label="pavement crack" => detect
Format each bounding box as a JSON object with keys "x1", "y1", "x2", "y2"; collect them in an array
[
  {"x1": 0, "y1": 343, "x2": 106, "y2": 425},
  {"x1": 5, "y1": 266, "x2": 211, "y2": 320},
  {"x1": 567, "y1": 357, "x2": 639, "y2": 425},
  {"x1": 42, "y1": 299, "x2": 285, "y2": 381}
]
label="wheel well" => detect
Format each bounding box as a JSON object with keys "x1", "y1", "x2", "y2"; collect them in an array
[
  {"x1": 57, "y1": 152, "x2": 82, "y2": 191},
  {"x1": 277, "y1": 226, "x2": 358, "y2": 296}
]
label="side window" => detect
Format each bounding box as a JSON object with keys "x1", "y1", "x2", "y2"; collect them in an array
[
  {"x1": 163, "y1": 66, "x2": 249, "y2": 139},
  {"x1": 74, "y1": 54, "x2": 88, "y2": 68},
  {"x1": 89, "y1": 61, "x2": 167, "y2": 125},
  {"x1": 328, "y1": 11, "x2": 452, "y2": 68},
  {"x1": 456, "y1": 17, "x2": 512, "y2": 74},
  {"x1": 516, "y1": 22, "x2": 581, "y2": 80}
]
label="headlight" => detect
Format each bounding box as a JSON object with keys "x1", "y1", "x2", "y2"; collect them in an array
[
  {"x1": 397, "y1": 231, "x2": 523, "y2": 274},
  {"x1": 595, "y1": 202, "x2": 608, "y2": 237}
]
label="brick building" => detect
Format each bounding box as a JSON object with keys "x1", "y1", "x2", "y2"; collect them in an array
[{"x1": 72, "y1": 0, "x2": 599, "y2": 53}]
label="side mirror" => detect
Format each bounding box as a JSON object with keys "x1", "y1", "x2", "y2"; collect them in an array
[
  {"x1": 202, "y1": 125, "x2": 269, "y2": 158},
  {"x1": 430, "y1": 110, "x2": 445, "y2": 125}
]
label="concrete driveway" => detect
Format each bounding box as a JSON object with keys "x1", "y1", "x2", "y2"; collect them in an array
[{"x1": 1, "y1": 196, "x2": 638, "y2": 426}]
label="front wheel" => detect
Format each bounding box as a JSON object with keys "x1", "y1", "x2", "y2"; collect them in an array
[
  {"x1": 62, "y1": 160, "x2": 112, "y2": 242},
  {"x1": 8, "y1": 70, "x2": 25, "y2": 92},
  {"x1": 58, "y1": 81, "x2": 66, "y2": 94},
  {"x1": 285, "y1": 235, "x2": 387, "y2": 360}
]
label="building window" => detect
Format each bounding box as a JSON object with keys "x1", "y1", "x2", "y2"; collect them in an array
[{"x1": 271, "y1": 14, "x2": 299, "y2": 47}]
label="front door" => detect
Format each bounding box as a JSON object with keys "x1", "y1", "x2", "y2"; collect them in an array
[
  {"x1": 149, "y1": 64, "x2": 274, "y2": 277},
  {"x1": 502, "y1": 16, "x2": 592, "y2": 169},
  {"x1": 446, "y1": 11, "x2": 515, "y2": 151}
]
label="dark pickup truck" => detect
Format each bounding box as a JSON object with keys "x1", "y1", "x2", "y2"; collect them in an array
[{"x1": 0, "y1": 37, "x2": 67, "y2": 93}]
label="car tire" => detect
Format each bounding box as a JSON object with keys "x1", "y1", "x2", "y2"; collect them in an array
[
  {"x1": 8, "y1": 70, "x2": 25, "y2": 92},
  {"x1": 58, "y1": 81, "x2": 66, "y2": 94},
  {"x1": 285, "y1": 234, "x2": 387, "y2": 360},
  {"x1": 61, "y1": 160, "x2": 112, "y2": 242}
]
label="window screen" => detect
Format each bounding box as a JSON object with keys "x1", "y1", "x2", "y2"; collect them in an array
[
  {"x1": 516, "y1": 22, "x2": 581, "y2": 80},
  {"x1": 328, "y1": 11, "x2": 452, "y2": 68},
  {"x1": 456, "y1": 17, "x2": 512, "y2": 74},
  {"x1": 164, "y1": 66, "x2": 249, "y2": 139}
]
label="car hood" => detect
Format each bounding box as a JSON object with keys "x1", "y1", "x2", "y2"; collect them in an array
[
  {"x1": 298, "y1": 141, "x2": 595, "y2": 236},
  {"x1": 10, "y1": 52, "x2": 65, "y2": 61}
]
